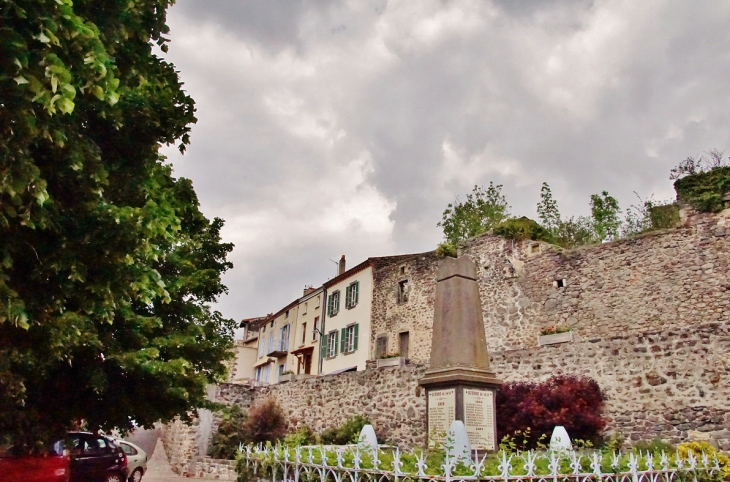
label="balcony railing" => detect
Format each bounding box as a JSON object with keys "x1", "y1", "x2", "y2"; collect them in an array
[{"x1": 266, "y1": 338, "x2": 289, "y2": 357}]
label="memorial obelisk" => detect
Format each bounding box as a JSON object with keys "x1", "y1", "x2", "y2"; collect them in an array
[{"x1": 419, "y1": 256, "x2": 502, "y2": 451}]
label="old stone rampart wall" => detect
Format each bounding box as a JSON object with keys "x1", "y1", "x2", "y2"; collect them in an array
[
  {"x1": 213, "y1": 319, "x2": 730, "y2": 450},
  {"x1": 372, "y1": 208, "x2": 729, "y2": 360}
]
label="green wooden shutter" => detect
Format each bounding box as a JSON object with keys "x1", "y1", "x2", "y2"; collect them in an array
[
  {"x1": 340, "y1": 328, "x2": 347, "y2": 353},
  {"x1": 333, "y1": 331, "x2": 339, "y2": 355},
  {"x1": 345, "y1": 285, "x2": 351, "y2": 308},
  {"x1": 335, "y1": 292, "x2": 340, "y2": 313},
  {"x1": 353, "y1": 282, "x2": 359, "y2": 305},
  {"x1": 353, "y1": 324, "x2": 359, "y2": 351},
  {"x1": 321, "y1": 334, "x2": 328, "y2": 359}
]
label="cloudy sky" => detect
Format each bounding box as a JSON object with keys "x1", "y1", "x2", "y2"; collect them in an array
[{"x1": 160, "y1": 0, "x2": 730, "y2": 322}]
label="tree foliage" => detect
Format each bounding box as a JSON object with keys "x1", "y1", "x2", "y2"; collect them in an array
[
  {"x1": 493, "y1": 217, "x2": 552, "y2": 242},
  {"x1": 496, "y1": 375, "x2": 606, "y2": 450},
  {"x1": 438, "y1": 183, "x2": 510, "y2": 245},
  {"x1": 536, "y1": 182, "x2": 561, "y2": 232},
  {"x1": 0, "y1": 0, "x2": 234, "y2": 450},
  {"x1": 589, "y1": 191, "x2": 621, "y2": 241}
]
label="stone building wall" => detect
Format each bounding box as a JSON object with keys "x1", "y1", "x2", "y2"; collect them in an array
[{"x1": 372, "y1": 208, "x2": 730, "y2": 361}]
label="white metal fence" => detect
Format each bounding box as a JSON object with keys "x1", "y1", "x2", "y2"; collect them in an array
[{"x1": 237, "y1": 444, "x2": 725, "y2": 482}]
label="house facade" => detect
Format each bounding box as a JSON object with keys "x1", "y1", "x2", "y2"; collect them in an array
[
  {"x1": 320, "y1": 261, "x2": 372, "y2": 374},
  {"x1": 288, "y1": 287, "x2": 324, "y2": 376},
  {"x1": 253, "y1": 300, "x2": 298, "y2": 384}
]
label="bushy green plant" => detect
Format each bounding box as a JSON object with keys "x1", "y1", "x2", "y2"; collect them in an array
[
  {"x1": 631, "y1": 437, "x2": 675, "y2": 454},
  {"x1": 674, "y1": 166, "x2": 730, "y2": 213},
  {"x1": 493, "y1": 217, "x2": 553, "y2": 242},
  {"x1": 435, "y1": 242, "x2": 457, "y2": 258},
  {"x1": 283, "y1": 425, "x2": 315, "y2": 447},
  {"x1": 318, "y1": 415, "x2": 371, "y2": 445},
  {"x1": 438, "y1": 183, "x2": 511, "y2": 245},
  {"x1": 210, "y1": 405, "x2": 248, "y2": 460}
]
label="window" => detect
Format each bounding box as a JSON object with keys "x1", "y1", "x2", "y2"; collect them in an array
[
  {"x1": 340, "y1": 324, "x2": 359, "y2": 353},
  {"x1": 345, "y1": 281, "x2": 359, "y2": 309},
  {"x1": 327, "y1": 290, "x2": 340, "y2": 316},
  {"x1": 322, "y1": 330, "x2": 338, "y2": 358},
  {"x1": 268, "y1": 332, "x2": 274, "y2": 354},
  {"x1": 270, "y1": 320, "x2": 274, "y2": 328},
  {"x1": 121, "y1": 443, "x2": 138, "y2": 456},
  {"x1": 312, "y1": 316, "x2": 320, "y2": 341},
  {"x1": 280, "y1": 324, "x2": 290, "y2": 351},
  {"x1": 399, "y1": 331, "x2": 410, "y2": 359},
  {"x1": 397, "y1": 280, "x2": 409, "y2": 303},
  {"x1": 315, "y1": 296, "x2": 320, "y2": 308},
  {"x1": 285, "y1": 310, "x2": 289, "y2": 319},
  {"x1": 258, "y1": 336, "x2": 265, "y2": 357},
  {"x1": 400, "y1": 266, "x2": 406, "y2": 275},
  {"x1": 303, "y1": 302, "x2": 308, "y2": 315},
  {"x1": 277, "y1": 364, "x2": 286, "y2": 382},
  {"x1": 554, "y1": 278, "x2": 567, "y2": 288},
  {"x1": 301, "y1": 323, "x2": 307, "y2": 345},
  {"x1": 375, "y1": 335, "x2": 388, "y2": 358}
]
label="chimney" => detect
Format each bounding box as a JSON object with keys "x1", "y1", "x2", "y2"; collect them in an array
[
  {"x1": 338, "y1": 255, "x2": 346, "y2": 275},
  {"x1": 303, "y1": 286, "x2": 316, "y2": 296}
]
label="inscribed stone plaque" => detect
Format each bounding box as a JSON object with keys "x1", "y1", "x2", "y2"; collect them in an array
[
  {"x1": 428, "y1": 388, "x2": 455, "y2": 443},
  {"x1": 463, "y1": 388, "x2": 495, "y2": 450}
]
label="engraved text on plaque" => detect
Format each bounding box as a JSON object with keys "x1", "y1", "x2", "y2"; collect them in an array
[
  {"x1": 427, "y1": 388, "x2": 455, "y2": 443},
  {"x1": 463, "y1": 389, "x2": 495, "y2": 450}
]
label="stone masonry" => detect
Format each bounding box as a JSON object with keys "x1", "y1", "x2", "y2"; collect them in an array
[{"x1": 371, "y1": 207, "x2": 729, "y2": 359}]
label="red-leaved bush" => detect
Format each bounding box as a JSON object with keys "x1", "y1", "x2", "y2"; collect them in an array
[{"x1": 496, "y1": 375, "x2": 606, "y2": 449}]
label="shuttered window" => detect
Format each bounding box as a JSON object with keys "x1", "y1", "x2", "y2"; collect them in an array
[
  {"x1": 327, "y1": 291, "x2": 340, "y2": 316},
  {"x1": 345, "y1": 281, "x2": 359, "y2": 309},
  {"x1": 341, "y1": 324, "x2": 359, "y2": 353},
  {"x1": 323, "y1": 330, "x2": 338, "y2": 358}
]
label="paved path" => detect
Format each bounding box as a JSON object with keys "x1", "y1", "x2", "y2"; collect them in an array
[{"x1": 143, "y1": 438, "x2": 209, "y2": 482}]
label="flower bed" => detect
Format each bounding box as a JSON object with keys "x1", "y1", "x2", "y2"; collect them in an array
[{"x1": 236, "y1": 443, "x2": 726, "y2": 482}]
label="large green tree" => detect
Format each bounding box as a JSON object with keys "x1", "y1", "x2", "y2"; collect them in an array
[{"x1": 0, "y1": 0, "x2": 234, "y2": 450}]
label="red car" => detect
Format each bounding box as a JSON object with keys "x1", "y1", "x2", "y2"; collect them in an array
[{"x1": 0, "y1": 441, "x2": 70, "y2": 482}]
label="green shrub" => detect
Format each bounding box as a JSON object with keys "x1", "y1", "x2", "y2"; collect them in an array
[
  {"x1": 493, "y1": 217, "x2": 553, "y2": 242},
  {"x1": 283, "y1": 425, "x2": 315, "y2": 447},
  {"x1": 210, "y1": 405, "x2": 248, "y2": 459},
  {"x1": 435, "y1": 242, "x2": 458, "y2": 258},
  {"x1": 318, "y1": 415, "x2": 370, "y2": 445},
  {"x1": 631, "y1": 437, "x2": 675, "y2": 454},
  {"x1": 648, "y1": 203, "x2": 680, "y2": 229},
  {"x1": 674, "y1": 166, "x2": 730, "y2": 212}
]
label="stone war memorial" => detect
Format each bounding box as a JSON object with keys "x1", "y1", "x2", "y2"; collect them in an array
[{"x1": 419, "y1": 255, "x2": 502, "y2": 452}]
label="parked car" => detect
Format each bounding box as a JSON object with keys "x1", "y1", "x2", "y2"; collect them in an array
[
  {"x1": 116, "y1": 440, "x2": 147, "y2": 482},
  {"x1": 0, "y1": 441, "x2": 70, "y2": 482},
  {"x1": 66, "y1": 432, "x2": 128, "y2": 482}
]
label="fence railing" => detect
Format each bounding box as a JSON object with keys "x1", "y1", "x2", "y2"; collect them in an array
[{"x1": 237, "y1": 444, "x2": 725, "y2": 482}]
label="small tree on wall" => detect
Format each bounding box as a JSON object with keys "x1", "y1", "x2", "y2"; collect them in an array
[{"x1": 496, "y1": 375, "x2": 606, "y2": 449}]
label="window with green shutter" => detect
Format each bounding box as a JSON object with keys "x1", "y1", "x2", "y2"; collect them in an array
[
  {"x1": 345, "y1": 281, "x2": 359, "y2": 309},
  {"x1": 326, "y1": 331, "x2": 338, "y2": 358},
  {"x1": 342, "y1": 323, "x2": 359, "y2": 353},
  {"x1": 328, "y1": 291, "x2": 340, "y2": 316},
  {"x1": 320, "y1": 333, "x2": 329, "y2": 359}
]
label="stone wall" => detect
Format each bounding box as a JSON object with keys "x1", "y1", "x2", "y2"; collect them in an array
[
  {"x1": 217, "y1": 365, "x2": 428, "y2": 447},
  {"x1": 212, "y1": 319, "x2": 730, "y2": 452},
  {"x1": 372, "y1": 208, "x2": 730, "y2": 361}
]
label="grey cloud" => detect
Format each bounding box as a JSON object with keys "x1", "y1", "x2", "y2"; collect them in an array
[{"x1": 164, "y1": 0, "x2": 730, "y2": 320}]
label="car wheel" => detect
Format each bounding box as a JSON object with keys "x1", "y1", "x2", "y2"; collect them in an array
[
  {"x1": 129, "y1": 468, "x2": 143, "y2": 482},
  {"x1": 104, "y1": 473, "x2": 124, "y2": 482}
]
